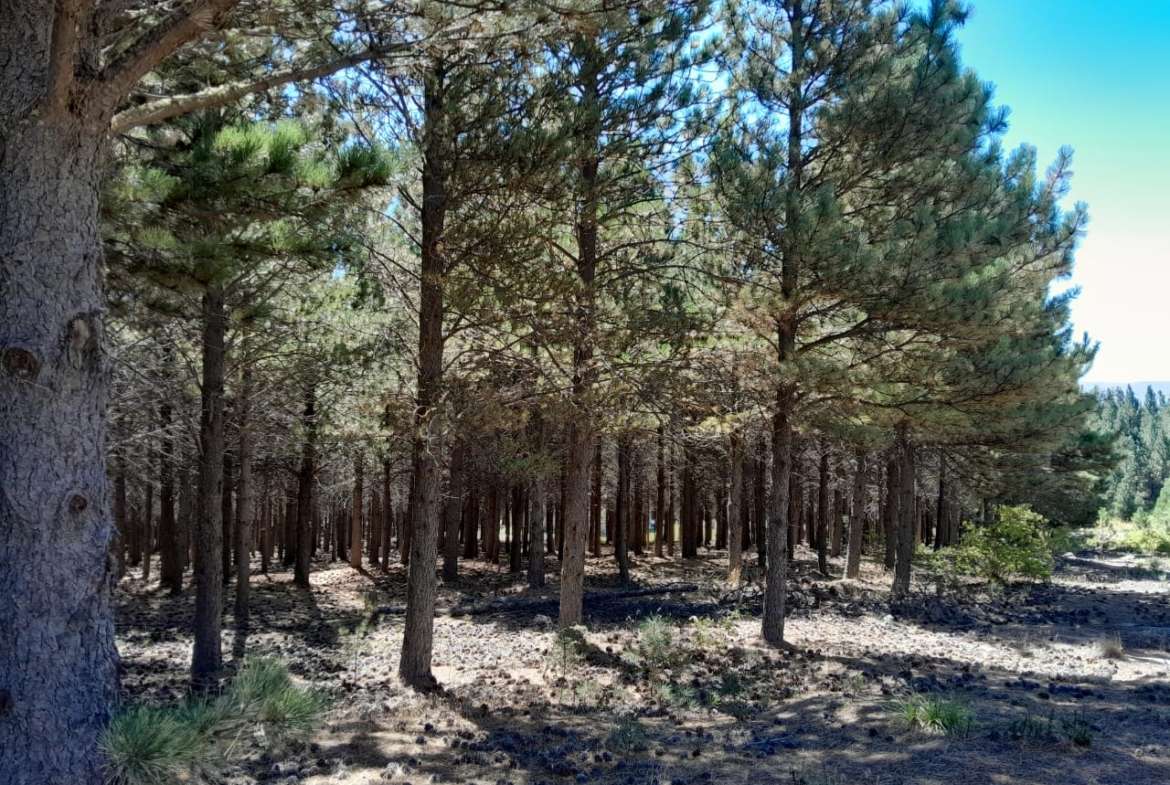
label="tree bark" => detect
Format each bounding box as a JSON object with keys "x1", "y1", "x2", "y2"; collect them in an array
[
  {"x1": 400, "y1": 62, "x2": 449, "y2": 689},
  {"x1": 192, "y1": 284, "x2": 226, "y2": 691},
  {"x1": 442, "y1": 444, "x2": 464, "y2": 581},
  {"x1": 615, "y1": 435, "x2": 631, "y2": 584},
  {"x1": 159, "y1": 390, "x2": 182, "y2": 593},
  {"x1": 350, "y1": 453, "x2": 364, "y2": 570},
  {"x1": 891, "y1": 429, "x2": 916, "y2": 600},
  {"x1": 816, "y1": 446, "x2": 830, "y2": 576},
  {"x1": 295, "y1": 384, "x2": 316, "y2": 588},
  {"x1": 845, "y1": 451, "x2": 868, "y2": 578},
  {"x1": 235, "y1": 357, "x2": 254, "y2": 623},
  {"x1": 728, "y1": 430, "x2": 745, "y2": 586},
  {"x1": 528, "y1": 483, "x2": 546, "y2": 588}
]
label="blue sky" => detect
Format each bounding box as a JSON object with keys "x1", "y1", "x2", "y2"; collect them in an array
[{"x1": 954, "y1": 0, "x2": 1170, "y2": 384}]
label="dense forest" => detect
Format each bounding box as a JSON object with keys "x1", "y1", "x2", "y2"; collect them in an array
[
  {"x1": 1093, "y1": 386, "x2": 1170, "y2": 523},
  {"x1": 3, "y1": 3, "x2": 1160, "y2": 785}
]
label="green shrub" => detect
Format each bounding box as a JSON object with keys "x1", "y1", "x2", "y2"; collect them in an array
[
  {"x1": 894, "y1": 694, "x2": 973, "y2": 736},
  {"x1": 606, "y1": 715, "x2": 650, "y2": 752},
  {"x1": 102, "y1": 659, "x2": 326, "y2": 785},
  {"x1": 624, "y1": 615, "x2": 677, "y2": 670},
  {"x1": 954, "y1": 506, "x2": 1054, "y2": 582}
]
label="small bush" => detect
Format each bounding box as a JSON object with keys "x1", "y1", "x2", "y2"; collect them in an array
[
  {"x1": 954, "y1": 506, "x2": 1054, "y2": 583},
  {"x1": 1002, "y1": 710, "x2": 1093, "y2": 748},
  {"x1": 1095, "y1": 634, "x2": 1125, "y2": 660},
  {"x1": 625, "y1": 616, "x2": 677, "y2": 670},
  {"x1": 606, "y1": 715, "x2": 649, "y2": 752},
  {"x1": 894, "y1": 694, "x2": 973, "y2": 736},
  {"x1": 102, "y1": 659, "x2": 326, "y2": 785}
]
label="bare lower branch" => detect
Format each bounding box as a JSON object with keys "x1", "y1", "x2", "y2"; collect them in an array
[{"x1": 110, "y1": 50, "x2": 380, "y2": 133}]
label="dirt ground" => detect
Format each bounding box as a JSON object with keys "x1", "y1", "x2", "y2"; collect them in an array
[{"x1": 115, "y1": 545, "x2": 1170, "y2": 785}]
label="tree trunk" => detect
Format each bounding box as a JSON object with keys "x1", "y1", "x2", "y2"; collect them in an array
[
  {"x1": 295, "y1": 384, "x2": 316, "y2": 588},
  {"x1": 891, "y1": 429, "x2": 916, "y2": 600},
  {"x1": 816, "y1": 447, "x2": 830, "y2": 576},
  {"x1": 142, "y1": 478, "x2": 154, "y2": 581},
  {"x1": 728, "y1": 430, "x2": 745, "y2": 586},
  {"x1": 615, "y1": 435, "x2": 631, "y2": 584},
  {"x1": 753, "y1": 434, "x2": 767, "y2": 568},
  {"x1": 845, "y1": 452, "x2": 867, "y2": 579},
  {"x1": 350, "y1": 453, "x2": 364, "y2": 570},
  {"x1": 509, "y1": 485, "x2": 523, "y2": 573},
  {"x1": 558, "y1": 45, "x2": 601, "y2": 628},
  {"x1": 235, "y1": 359, "x2": 254, "y2": 623},
  {"x1": 655, "y1": 426, "x2": 666, "y2": 557},
  {"x1": 159, "y1": 393, "x2": 182, "y2": 594},
  {"x1": 590, "y1": 442, "x2": 602, "y2": 557},
  {"x1": 221, "y1": 451, "x2": 233, "y2": 584},
  {"x1": 528, "y1": 484, "x2": 546, "y2": 588},
  {"x1": 192, "y1": 285, "x2": 227, "y2": 691},
  {"x1": 883, "y1": 456, "x2": 898, "y2": 569},
  {"x1": 442, "y1": 444, "x2": 464, "y2": 581},
  {"x1": 401, "y1": 63, "x2": 449, "y2": 689},
  {"x1": 0, "y1": 89, "x2": 121, "y2": 785}
]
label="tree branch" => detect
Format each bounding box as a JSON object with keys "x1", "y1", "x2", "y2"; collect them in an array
[
  {"x1": 46, "y1": 0, "x2": 90, "y2": 116},
  {"x1": 110, "y1": 50, "x2": 380, "y2": 133},
  {"x1": 96, "y1": 0, "x2": 242, "y2": 106}
]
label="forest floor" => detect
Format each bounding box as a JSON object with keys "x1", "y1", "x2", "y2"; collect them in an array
[{"x1": 116, "y1": 544, "x2": 1170, "y2": 785}]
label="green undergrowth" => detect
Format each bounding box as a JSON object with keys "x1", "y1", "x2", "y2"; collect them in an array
[{"x1": 102, "y1": 658, "x2": 326, "y2": 785}]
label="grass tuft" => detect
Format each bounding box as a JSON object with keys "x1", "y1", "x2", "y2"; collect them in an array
[
  {"x1": 102, "y1": 659, "x2": 325, "y2": 785},
  {"x1": 894, "y1": 694, "x2": 973, "y2": 736}
]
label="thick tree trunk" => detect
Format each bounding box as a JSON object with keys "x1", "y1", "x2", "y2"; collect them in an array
[
  {"x1": 845, "y1": 452, "x2": 868, "y2": 579},
  {"x1": 728, "y1": 430, "x2": 745, "y2": 586},
  {"x1": 193, "y1": 285, "x2": 227, "y2": 691},
  {"x1": 401, "y1": 64, "x2": 449, "y2": 689},
  {"x1": 558, "y1": 46, "x2": 600, "y2": 628},
  {"x1": 221, "y1": 452, "x2": 233, "y2": 584},
  {"x1": 0, "y1": 86, "x2": 119, "y2": 785}
]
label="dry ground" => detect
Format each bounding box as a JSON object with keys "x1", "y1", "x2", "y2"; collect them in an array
[{"x1": 115, "y1": 544, "x2": 1170, "y2": 785}]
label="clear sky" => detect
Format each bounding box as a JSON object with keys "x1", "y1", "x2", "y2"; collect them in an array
[{"x1": 953, "y1": 0, "x2": 1170, "y2": 384}]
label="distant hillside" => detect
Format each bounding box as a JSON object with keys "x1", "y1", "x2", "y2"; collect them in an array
[{"x1": 1084, "y1": 381, "x2": 1170, "y2": 398}]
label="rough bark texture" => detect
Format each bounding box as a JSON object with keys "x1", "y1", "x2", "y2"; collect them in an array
[
  {"x1": 558, "y1": 45, "x2": 601, "y2": 629},
  {"x1": 0, "y1": 66, "x2": 119, "y2": 783},
  {"x1": 400, "y1": 65, "x2": 448, "y2": 689},
  {"x1": 192, "y1": 285, "x2": 227, "y2": 690}
]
